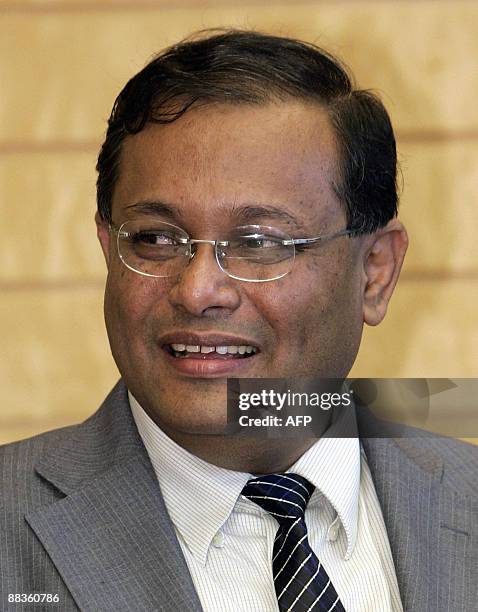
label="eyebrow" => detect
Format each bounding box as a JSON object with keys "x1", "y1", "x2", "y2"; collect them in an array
[
  {"x1": 229, "y1": 204, "x2": 306, "y2": 231},
  {"x1": 124, "y1": 201, "x2": 181, "y2": 219},
  {"x1": 123, "y1": 200, "x2": 306, "y2": 231}
]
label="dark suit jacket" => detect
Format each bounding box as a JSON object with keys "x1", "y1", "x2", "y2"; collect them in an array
[{"x1": 1, "y1": 380, "x2": 477, "y2": 611}]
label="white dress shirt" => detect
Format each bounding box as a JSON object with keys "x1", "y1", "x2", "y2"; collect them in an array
[{"x1": 129, "y1": 393, "x2": 403, "y2": 612}]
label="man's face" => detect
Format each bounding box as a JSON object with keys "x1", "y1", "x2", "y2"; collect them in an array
[{"x1": 97, "y1": 102, "x2": 367, "y2": 435}]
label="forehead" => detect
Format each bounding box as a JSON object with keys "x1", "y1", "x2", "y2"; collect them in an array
[{"x1": 112, "y1": 101, "x2": 343, "y2": 230}]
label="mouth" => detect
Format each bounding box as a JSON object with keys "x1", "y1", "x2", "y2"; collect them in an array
[
  {"x1": 159, "y1": 333, "x2": 260, "y2": 377},
  {"x1": 165, "y1": 343, "x2": 258, "y2": 360}
]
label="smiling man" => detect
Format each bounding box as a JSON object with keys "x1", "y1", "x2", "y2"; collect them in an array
[{"x1": 2, "y1": 30, "x2": 477, "y2": 612}]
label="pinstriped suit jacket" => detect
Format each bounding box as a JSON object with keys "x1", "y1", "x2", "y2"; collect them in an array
[{"x1": 1, "y1": 380, "x2": 477, "y2": 611}]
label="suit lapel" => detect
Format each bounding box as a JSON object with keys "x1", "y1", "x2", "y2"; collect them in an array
[
  {"x1": 26, "y1": 381, "x2": 203, "y2": 612},
  {"x1": 361, "y1": 434, "x2": 478, "y2": 612}
]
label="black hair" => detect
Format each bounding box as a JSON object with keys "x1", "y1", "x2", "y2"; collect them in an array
[{"x1": 96, "y1": 29, "x2": 398, "y2": 233}]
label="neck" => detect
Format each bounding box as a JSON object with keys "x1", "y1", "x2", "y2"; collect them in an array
[{"x1": 157, "y1": 428, "x2": 318, "y2": 473}]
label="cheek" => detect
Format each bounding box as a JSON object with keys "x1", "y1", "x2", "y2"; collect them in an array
[
  {"x1": 249, "y1": 277, "x2": 322, "y2": 356},
  {"x1": 103, "y1": 270, "x2": 161, "y2": 351},
  {"x1": 253, "y1": 251, "x2": 363, "y2": 374}
]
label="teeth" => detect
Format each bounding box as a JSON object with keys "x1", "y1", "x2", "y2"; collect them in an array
[
  {"x1": 200, "y1": 346, "x2": 215, "y2": 354},
  {"x1": 170, "y1": 343, "x2": 257, "y2": 355},
  {"x1": 171, "y1": 343, "x2": 186, "y2": 351}
]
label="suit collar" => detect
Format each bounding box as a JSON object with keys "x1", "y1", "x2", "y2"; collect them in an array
[
  {"x1": 33, "y1": 381, "x2": 146, "y2": 495},
  {"x1": 27, "y1": 380, "x2": 203, "y2": 612}
]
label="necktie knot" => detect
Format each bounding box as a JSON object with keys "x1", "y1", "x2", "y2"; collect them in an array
[{"x1": 242, "y1": 473, "x2": 314, "y2": 523}]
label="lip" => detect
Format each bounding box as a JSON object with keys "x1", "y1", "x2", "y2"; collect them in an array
[
  {"x1": 158, "y1": 331, "x2": 261, "y2": 378},
  {"x1": 158, "y1": 331, "x2": 261, "y2": 350},
  {"x1": 163, "y1": 349, "x2": 258, "y2": 377}
]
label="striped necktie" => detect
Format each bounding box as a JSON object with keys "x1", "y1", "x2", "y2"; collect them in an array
[{"x1": 242, "y1": 473, "x2": 346, "y2": 612}]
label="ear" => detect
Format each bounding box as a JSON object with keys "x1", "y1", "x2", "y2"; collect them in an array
[
  {"x1": 95, "y1": 211, "x2": 111, "y2": 268},
  {"x1": 362, "y1": 219, "x2": 408, "y2": 326}
]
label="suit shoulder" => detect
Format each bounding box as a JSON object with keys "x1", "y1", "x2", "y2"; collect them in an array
[
  {"x1": 421, "y1": 435, "x2": 478, "y2": 495},
  {"x1": 0, "y1": 422, "x2": 78, "y2": 462},
  {"x1": 0, "y1": 424, "x2": 78, "y2": 502},
  {"x1": 420, "y1": 434, "x2": 478, "y2": 462}
]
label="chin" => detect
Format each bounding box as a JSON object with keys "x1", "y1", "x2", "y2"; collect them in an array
[{"x1": 149, "y1": 397, "x2": 230, "y2": 437}]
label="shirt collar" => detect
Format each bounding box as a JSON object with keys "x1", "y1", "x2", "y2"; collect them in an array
[
  {"x1": 129, "y1": 392, "x2": 250, "y2": 566},
  {"x1": 288, "y1": 405, "x2": 360, "y2": 559},
  {"x1": 130, "y1": 392, "x2": 360, "y2": 564}
]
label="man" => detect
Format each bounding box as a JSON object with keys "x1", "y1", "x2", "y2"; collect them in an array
[{"x1": 1, "y1": 30, "x2": 477, "y2": 612}]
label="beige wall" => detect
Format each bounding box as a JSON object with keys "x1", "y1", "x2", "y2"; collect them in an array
[{"x1": 1, "y1": 1, "x2": 477, "y2": 444}]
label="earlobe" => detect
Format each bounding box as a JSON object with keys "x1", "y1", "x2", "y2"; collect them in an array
[
  {"x1": 362, "y1": 219, "x2": 408, "y2": 326},
  {"x1": 95, "y1": 211, "x2": 111, "y2": 267}
]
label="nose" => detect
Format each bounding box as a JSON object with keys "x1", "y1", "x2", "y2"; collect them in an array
[{"x1": 168, "y1": 243, "x2": 241, "y2": 317}]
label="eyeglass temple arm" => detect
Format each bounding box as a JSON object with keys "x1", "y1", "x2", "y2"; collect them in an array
[{"x1": 284, "y1": 229, "x2": 353, "y2": 247}]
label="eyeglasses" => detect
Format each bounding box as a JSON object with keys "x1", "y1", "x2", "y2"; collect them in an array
[{"x1": 109, "y1": 220, "x2": 352, "y2": 283}]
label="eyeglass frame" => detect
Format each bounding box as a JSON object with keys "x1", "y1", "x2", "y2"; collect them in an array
[{"x1": 108, "y1": 220, "x2": 354, "y2": 283}]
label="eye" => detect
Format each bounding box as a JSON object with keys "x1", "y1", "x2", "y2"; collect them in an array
[
  {"x1": 133, "y1": 230, "x2": 180, "y2": 246},
  {"x1": 253, "y1": 238, "x2": 277, "y2": 248},
  {"x1": 242, "y1": 235, "x2": 281, "y2": 249}
]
